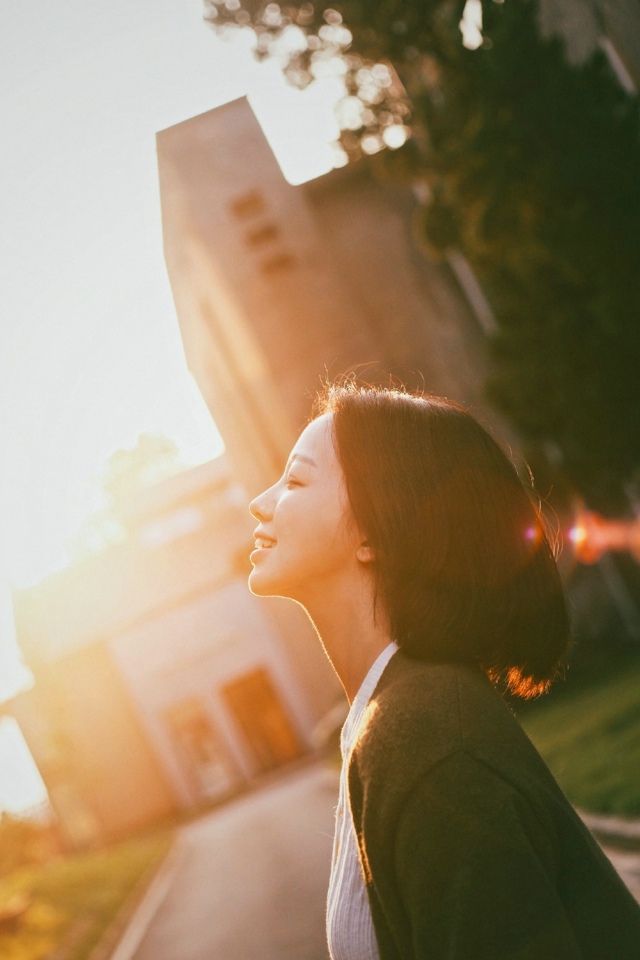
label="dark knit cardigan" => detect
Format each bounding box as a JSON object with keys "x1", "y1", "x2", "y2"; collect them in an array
[{"x1": 347, "y1": 652, "x2": 640, "y2": 959}]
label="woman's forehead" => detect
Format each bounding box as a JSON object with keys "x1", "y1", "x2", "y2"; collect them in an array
[{"x1": 292, "y1": 413, "x2": 334, "y2": 463}]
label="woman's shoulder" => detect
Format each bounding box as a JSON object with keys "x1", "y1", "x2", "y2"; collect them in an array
[
  {"x1": 351, "y1": 651, "x2": 548, "y2": 801},
  {"x1": 360, "y1": 651, "x2": 507, "y2": 745}
]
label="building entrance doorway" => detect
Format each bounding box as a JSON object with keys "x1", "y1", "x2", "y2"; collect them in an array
[
  {"x1": 221, "y1": 667, "x2": 304, "y2": 773},
  {"x1": 164, "y1": 698, "x2": 236, "y2": 802}
]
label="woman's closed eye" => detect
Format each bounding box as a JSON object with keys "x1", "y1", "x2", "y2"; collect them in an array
[{"x1": 285, "y1": 474, "x2": 302, "y2": 488}]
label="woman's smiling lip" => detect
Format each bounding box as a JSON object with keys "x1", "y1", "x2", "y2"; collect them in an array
[
  {"x1": 250, "y1": 543, "x2": 276, "y2": 561},
  {"x1": 251, "y1": 529, "x2": 277, "y2": 556}
]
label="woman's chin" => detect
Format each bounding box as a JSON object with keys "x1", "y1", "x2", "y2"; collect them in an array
[
  {"x1": 248, "y1": 566, "x2": 280, "y2": 597},
  {"x1": 248, "y1": 572, "x2": 267, "y2": 596},
  {"x1": 248, "y1": 565, "x2": 301, "y2": 602}
]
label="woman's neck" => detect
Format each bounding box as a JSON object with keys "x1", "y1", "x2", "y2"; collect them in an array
[{"x1": 300, "y1": 575, "x2": 393, "y2": 704}]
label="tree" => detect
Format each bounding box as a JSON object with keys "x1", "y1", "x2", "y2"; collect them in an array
[
  {"x1": 99, "y1": 432, "x2": 182, "y2": 507},
  {"x1": 206, "y1": 0, "x2": 640, "y2": 512},
  {"x1": 68, "y1": 433, "x2": 185, "y2": 560}
]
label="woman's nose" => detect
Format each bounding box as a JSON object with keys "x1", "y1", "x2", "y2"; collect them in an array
[{"x1": 249, "y1": 487, "x2": 273, "y2": 522}]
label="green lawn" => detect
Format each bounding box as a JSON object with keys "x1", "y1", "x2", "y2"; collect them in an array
[
  {"x1": 517, "y1": 656, "x2": 640, "y2": 817},
  {"x1": 0, "y1": 827, "x2": 173, "y2": 960}
]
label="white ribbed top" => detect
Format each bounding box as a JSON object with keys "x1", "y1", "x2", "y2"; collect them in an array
[{"x1": 326, "y1": 642, "x2": 399, "y2": 960}]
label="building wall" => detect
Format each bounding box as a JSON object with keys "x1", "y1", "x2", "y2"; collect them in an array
[
  {"x1": 9, "y1": 641, "x2": 179, "y2": 848},
  {"x1": 109, "y1": 578, "x2": 318, "y2": 806},
  {"x1": 158, "y1": 100, "x2": 308, "y2": 497},
  {"x1": 303, "y1": 168, "x2": 488, "y2": 409},
  {"x1": 7, "y1": 457, "x2": 340, "y2": 844},
  {"x1": 11, "y1": 459, "x2": 254, "y2": 667},
  {"x1": 157, "y1": 97, "x2": 495, "y2": 506}
]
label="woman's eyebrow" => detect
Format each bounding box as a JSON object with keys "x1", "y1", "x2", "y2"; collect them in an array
[{"x1": 289, "y1": 453, "x2": 317, "y2": 468}]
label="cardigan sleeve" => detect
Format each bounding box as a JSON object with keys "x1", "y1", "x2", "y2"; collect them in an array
[{"x1": 391, "y1": 750, "x2": 583, "y2": 960}]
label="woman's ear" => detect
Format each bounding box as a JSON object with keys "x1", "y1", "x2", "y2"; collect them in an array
[{"x1": 356, "y1": 539, "x2": 376, "y2": 564}]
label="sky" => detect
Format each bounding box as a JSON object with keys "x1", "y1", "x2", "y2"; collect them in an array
[{"x1": 0, "y1": 0, "x2": 345, "y2": 813}]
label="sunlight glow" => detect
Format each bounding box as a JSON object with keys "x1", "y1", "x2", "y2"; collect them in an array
[
  {"x1": 569, "y1": 525, "x2": 588, "y2": 545},
  {"x1": 383, "y1": 124, "x2": 410, "y2": 149},
  {"x1": 460, "y1": 0, "x2": 484, "y2": 51},
  {"x1": 249, "y1": 58, "x2": 344, "y2": 185},
  {"x1": 0, "y1": 719, "x2": 48, "y2": 814},
  {"x1": 569, "y1": 511, "x2": 640, "y2": 565},
  {"x1": 0, "y1": 1, "x2": 407, "y2": 812},
  {"x1": 233, "y1": 26, "x2": 350, "y2": 186},
  {"x1": 1, "y1": 374, "x2": 224, "y2": 592}
]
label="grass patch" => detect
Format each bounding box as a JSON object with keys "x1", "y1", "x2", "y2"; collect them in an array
[
  {"x1": 0, "y1": 827, "x2": 173, "y2": 960},
  {"x1": 516, "y1": 656, "x2": 640, "y2": 816}
]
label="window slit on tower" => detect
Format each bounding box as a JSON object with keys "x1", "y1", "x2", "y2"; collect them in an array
[
  {"x1": 229, "y1": 190, "x2": 266, "y2": 219},
  {"x1": 259, "y1": 252, "x2": 296, "y2": 274}
]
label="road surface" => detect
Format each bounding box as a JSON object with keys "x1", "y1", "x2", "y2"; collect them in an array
[
  {"x1": 132, "y1": 763, "x2": 337, "y2": 960},
  {"x1": 125, "y1": 762, "x2": 640, "y2": 960}
]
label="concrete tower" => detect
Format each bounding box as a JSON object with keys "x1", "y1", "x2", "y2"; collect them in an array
[{"x1": 157, "y1": 96, "x2": 488, "y2": 498}]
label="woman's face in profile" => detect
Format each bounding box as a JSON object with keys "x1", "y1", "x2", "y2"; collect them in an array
[{"x1": 248, "y1": 413, "x2": 362, "y2": 603}]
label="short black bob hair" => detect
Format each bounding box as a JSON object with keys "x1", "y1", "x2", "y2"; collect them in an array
[{"x1": 314, "y1": 382, "x2": 572, "y2": 699}]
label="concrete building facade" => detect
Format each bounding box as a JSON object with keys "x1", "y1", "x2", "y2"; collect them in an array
[
  {"x1": 157, "y1": 96, "x2": 492, "y2": 502},
  {"x1": 5, "y1": 458, "x2": 339, "y2": 848}
]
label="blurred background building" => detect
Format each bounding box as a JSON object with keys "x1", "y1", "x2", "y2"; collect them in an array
[
  {"x1": 3, "y1": 94, "x2": 503, "y2": 848},
  {"x1": 2, "y1": 457, "x2": 338, "y2": 849},
  {"x1": 156, "y1": 86, "x2": 640, "y2": 688},
  {"x1": 156, "y1": 95, "x2": 501, "y2": 500}
]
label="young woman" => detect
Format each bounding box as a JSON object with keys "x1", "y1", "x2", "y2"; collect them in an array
[{"x1": 248, "y1": 383, "x2": 640, "y2": 960}]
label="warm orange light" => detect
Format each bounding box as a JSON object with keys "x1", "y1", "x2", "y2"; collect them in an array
[
  {"x1": 0, "y1": 718, "x2": 48, "y2": 814},
  {"x1": 569, "y1": 524, "x2": 588, "y2": 545},
  {"x1": 570, "y1": 510, "x2": 640, "y2": 565}
]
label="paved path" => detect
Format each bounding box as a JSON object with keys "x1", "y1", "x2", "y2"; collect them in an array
[
  {"x1": 132, "y1": 764, "x2": 338, "y2": 960},
  {"x1": 123, "y1": 762, "x2": 640, "y2": 960}
]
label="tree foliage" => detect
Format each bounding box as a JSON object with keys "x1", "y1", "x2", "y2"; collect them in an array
[
  {"x1": 206, "y1": 0, "x2": 640, "y2": 511},
  {"x1": 69, "y1": 433, "x2": 184, "y2": 560},
  {"x1": 100, "y1": 432, "x2": 182, "y2": 507}
]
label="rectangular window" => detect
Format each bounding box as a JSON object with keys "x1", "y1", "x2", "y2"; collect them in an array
[
  {"x1": 230, "y1": 190, "x2": 266, "y2": 219},
  {"x1": 259, "y1": 252, "x2": 296, "y2": 275},
  {"x1": 221, "y1": 668, "x2": 303, "y2": 773},
  {"x1": 245, "y1": 223, "x2": 279, "y2": 247}
]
